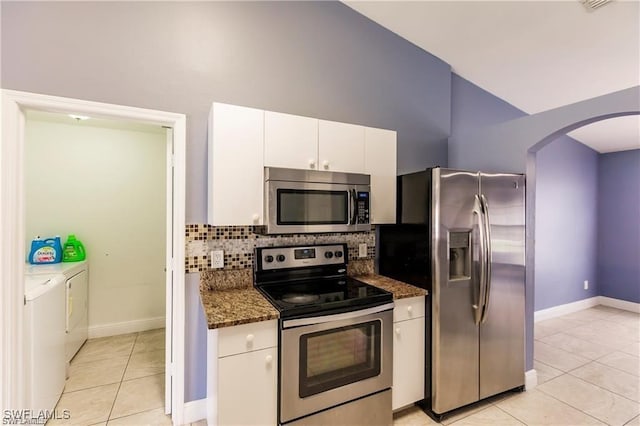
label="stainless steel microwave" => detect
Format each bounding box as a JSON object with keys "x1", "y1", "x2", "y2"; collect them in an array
[{"x1": 264, "y1": 167, "x2": 371, "y2": 234}]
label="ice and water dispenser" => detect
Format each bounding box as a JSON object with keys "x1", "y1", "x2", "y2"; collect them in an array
[{"x1": 449, "y1": 231, "x2": 471, "y2": 280}]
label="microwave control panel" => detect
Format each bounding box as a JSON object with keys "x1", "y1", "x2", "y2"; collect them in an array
[{"x1": 356, "y1": 191, "x2": 370, "y2": 224}]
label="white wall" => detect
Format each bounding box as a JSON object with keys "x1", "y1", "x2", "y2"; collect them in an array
[{"x1": 25, "y1": 113, "x2": 167, "y2": 332}]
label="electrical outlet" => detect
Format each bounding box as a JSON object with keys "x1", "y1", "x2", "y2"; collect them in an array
[
  {"x1": 358, "y1": 243, "x2": 368, "y2": 258},
  {"x1": 211, "y1": 250, "x2": 224, "y2": 269},
  {"x1": 584, "y1": 280, "x2": 589, "y2": 290}
]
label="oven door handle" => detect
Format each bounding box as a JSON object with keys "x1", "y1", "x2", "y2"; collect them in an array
[{"x1": 282, "y1": 302, "x2": 395, "y2": 329}]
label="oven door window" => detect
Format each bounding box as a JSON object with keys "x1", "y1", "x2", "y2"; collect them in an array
[
  {"x1": 299, "y1": 320, "x2": 381, "y2": 398},
  {"x1": 277, "y1": 189, "x2": 348, "y2": 225}
]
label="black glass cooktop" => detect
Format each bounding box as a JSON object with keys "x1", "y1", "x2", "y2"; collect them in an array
[{"x1": 256, "y1": 276, "x2": 393, "y2": 319}]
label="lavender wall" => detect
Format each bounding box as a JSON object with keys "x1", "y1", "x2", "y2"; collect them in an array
[
  {"x1": 1, "y1": 2, "x2": 451, "y2": 207},
  {"x1": 2, "y1": 2, "x2": 452, "y2": 402},
  {"x1": 449, "y1": 86, "x2": 639, "y2": 174},
  {"x1": 598, "y1": 150, "x2": 640, "y2": 303},
  {"x1": 534, "y1": 138, "x2": 599, "y2": 310},
  {"x1": 451, "y1": 74, "x2": 527, "y2": 132}
]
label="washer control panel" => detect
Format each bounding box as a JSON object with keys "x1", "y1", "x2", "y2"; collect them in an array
[{"x1": 257, "y1": 244, "x2": 347, "y2": 271}]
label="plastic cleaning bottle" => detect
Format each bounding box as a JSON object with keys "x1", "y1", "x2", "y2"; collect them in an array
[
  {"x1": 62, "y1": 234, "x2": 86, "y2": 262},
  {"x1": 28, "y1": 235, "x2": 63, "y2": 264}
]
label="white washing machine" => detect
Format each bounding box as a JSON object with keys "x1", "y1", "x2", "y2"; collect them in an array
[
  {"x1": 24, "y1": 274, "x2": 66, "y2": 412},
  {"x1": 25, "y1": 261, "x2": 89, "y2": 363}
]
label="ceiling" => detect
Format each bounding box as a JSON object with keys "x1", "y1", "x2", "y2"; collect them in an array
[{"x1": 344, "y1": 0, "x2": 640, "y2": 153}]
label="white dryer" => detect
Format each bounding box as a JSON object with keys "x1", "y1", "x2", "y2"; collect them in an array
[
  {"x1": 24, "y1": 274, "x2": 66, "y2": 412},
  {"x1": 25, "y1": 261, "x2": 89, "y2": 363}
]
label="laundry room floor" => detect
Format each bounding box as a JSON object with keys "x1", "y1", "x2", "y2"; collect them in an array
[
  {"x1": 393, "y1": 305, "x2": 640, "y2": 426},
  {"x1": 49, "y1": 328, "x2": 203, "y2": 426}
]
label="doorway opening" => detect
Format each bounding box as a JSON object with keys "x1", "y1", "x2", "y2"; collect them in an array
[
  {"x1": 25, "y1": 110, "x2": 168, "y2": 421},
  {"x1": 523, "y1": 111, "x2": 639, "y2": 383},
  {"x1": 1, "y1": 90, "x2": 186, "y2": 425}
]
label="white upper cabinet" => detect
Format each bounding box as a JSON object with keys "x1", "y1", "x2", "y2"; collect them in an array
[
  {"x1": 208, "y1": 102, "x2": 396, "y2": 227},
  {"x1": 318, "y1": 120, "x2": 365, "y2": 173},
  {"x1": 208, "y1": 103, "x2": 264, "y2": 225},
  {"x1": 264, "y1": 111, "x2": 319, "y2": 170},
  {"x1": 265, "y1": 113, "x2": 367, "y2": 175},
  {"x1": 365, "y1": 127, "x2": 397, "y2": 224}
]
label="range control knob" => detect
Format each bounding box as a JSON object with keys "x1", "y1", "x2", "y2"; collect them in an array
[
  {"x1": 324, "y1": 251, "x2": 334, "y2": 259},
  {"x1": 276, "y1": 254, "x2": 286, "y2": 262},
  {"x1": 334, "y1": 250, "x2": 343, "y2": 258},
  {"x1": 264, "y1": 255, "x2": 274, "y2": 263}
]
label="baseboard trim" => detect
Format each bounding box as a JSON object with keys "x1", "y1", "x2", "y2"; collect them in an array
[
  {"x1": 599, "y1": 296, "x2": 640, "y2": 313},
  {"x1": 525, "y1": 369, "x2": 537, "y2": 390},
  {"x1": 534, "y1": 297, "x2": 599, "y2": 322},
  {"x1": 88, "y1": 316, "x2": 165, "y2": 338},
  {"x1": 183, "y1": 398, "x2": 207, "y2": 424}
]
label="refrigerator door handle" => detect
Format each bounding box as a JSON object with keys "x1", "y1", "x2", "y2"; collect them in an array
[
  {"x1": 480, "y1": 194, "x2": 492, "y2": 324},
  {"x1": 473, "y1": 195, "x2": 486, "y2": 324}
]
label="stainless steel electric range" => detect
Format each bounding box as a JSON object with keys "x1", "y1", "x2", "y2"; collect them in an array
[{"x1": 254, "y1": 243, "x2": 394, "y2": 426}]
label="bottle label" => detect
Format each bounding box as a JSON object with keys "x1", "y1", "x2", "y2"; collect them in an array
[{"x1": 33, "y1": 246, "x2": 56, "y2": 263}]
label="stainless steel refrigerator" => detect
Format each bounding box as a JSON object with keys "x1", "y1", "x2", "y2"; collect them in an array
[{"x1": 379, "y1": 167, "x2": 525, "y2": 419}]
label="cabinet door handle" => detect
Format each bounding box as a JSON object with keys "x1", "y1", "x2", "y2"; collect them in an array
[
  {"x1": 322, "y1": 160, "x2": 330, "y2": 170},
  {"x1": 252, "y1": 214, "x2": 259, "y2": 223},
  {"x1": 246, "y1": 334, "x2": 254, "y2": 343},
  {"x1": 395, "y1": 327, "x2": 401, "y2": 335},
  {"x1": 309, "y1": 159, "x2": 316, "y2": 169},
  {"x1": 407, "y1": 306, "x2": 413, "y2": 313},
  {"x1": 265, "y1": 354, "x2": 273, "y2": 365}
]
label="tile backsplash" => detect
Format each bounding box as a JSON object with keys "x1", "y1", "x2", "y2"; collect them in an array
[{"x1": 185, "y1": 224, "x2": 375, "y2": 273}]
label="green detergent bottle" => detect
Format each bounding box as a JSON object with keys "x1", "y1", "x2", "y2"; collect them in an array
[{"x1": 62, "y1": 234, "x2": 86, "y2": 262}]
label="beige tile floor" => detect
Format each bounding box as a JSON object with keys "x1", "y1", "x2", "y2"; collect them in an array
[
  {"x1": 51, "y1": 306, "x2": 639, "y2": 425},
  {"x1": 50, "y1": 328, "x2": 207, "y2": 426},
  {"x1": 393, "y1": 305, "x2": 640, "y2": 426}
]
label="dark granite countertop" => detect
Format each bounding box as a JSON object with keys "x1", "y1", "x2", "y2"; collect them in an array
[
  {"x1": 199, "y1": 267, "x2": 426, "y2": 329},
  {"x1": 354, "y1": 274, "x2": 428, "y2": 299},
  {"x1": 199, "y1": 286, "x2": 279, "y2": 329}
]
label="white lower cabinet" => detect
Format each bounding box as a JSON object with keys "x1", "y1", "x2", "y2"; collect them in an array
[
  {"x1": 218, "y1": 347, "x2": 277, "y2": 426},
  {"x1": 208, "y1": 320, "x2": 278, "y2": 426},
  {"x1": 392, "y1": 297, "x2": 425, "y2": 411}
]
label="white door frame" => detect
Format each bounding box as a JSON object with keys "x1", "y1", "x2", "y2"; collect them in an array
[{"x1": 0, "y1": 89, "x2": 187, "y2": 425}]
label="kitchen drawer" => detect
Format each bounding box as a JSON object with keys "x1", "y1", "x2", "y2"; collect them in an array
[
  {"x1": 218, "y1": 319, "x2": 277, "y2": 358},
  {"x1": 393, "y1": 296, "x2": 425, "y2": 323}
]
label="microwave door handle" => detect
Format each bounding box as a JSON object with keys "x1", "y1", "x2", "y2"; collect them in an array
[{"x1": 350, "y1": 189, "x2": 357, "y2": 225}]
